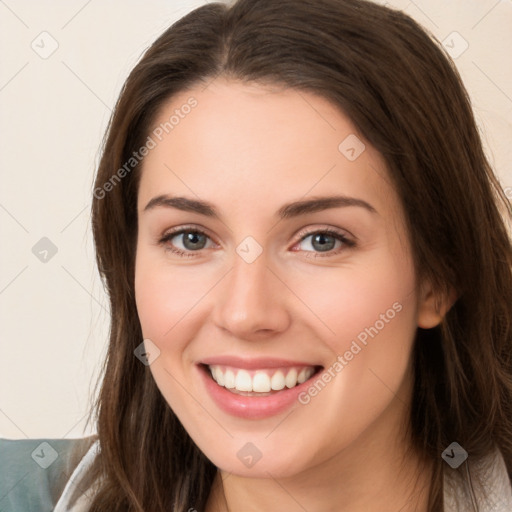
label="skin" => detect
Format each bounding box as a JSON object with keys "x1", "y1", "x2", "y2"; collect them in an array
[{"x1": 134, "y1": 77, "x2": 451, "y2": 512}]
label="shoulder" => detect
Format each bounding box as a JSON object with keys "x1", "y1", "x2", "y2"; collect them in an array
[{"x1": 0, "y1": 435, "x2": 98, "y2": 512}]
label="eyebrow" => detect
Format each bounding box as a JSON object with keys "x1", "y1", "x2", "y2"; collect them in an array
[{"x1": 143, "y1": 194, "x2": 377, "y2": 218}]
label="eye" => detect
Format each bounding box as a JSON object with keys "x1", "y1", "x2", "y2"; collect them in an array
[
  {"x1": 294, "y1": 228, "x2": 356, "y2": 257},
  {"x1": 158, "y1": 227, "x2": 215, "y2": 257}
]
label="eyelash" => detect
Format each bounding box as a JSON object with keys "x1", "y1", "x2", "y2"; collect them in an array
[{"x1": 157, "y1": 225, "x2": 356, "y2": 259}]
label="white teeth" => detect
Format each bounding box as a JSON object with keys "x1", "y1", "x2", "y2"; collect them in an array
[
  {"x1": 235, "y1": 370, "x2": 252, "y2": 391},
  {"x1": 285, "y1": 368, "x2": 298, "y2": 388},
  {"x1": 215, "y1": 367, "x2": 225, "y2": 386},
  {"x1": 298, "y1": 368, "x2": 314, "y2": 384},
  {"x1": 271, "y1": 371, "x2": 286, "y2": 391},
  {"x1": 224, "y1": 369, "x2": 236, "y2": 389},
  {"x1": 208, "y1": 365, "x2": 316, "y2": 393},
  {"x1": 252, "y1": 372, "x2": 271, "y2": 392}
]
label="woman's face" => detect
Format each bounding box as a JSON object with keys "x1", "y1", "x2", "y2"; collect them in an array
[{"x1": 134, "y1": 78, "x2": 437, "y2": 477}]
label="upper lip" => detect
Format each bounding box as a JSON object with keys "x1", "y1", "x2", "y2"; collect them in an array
[{"x1": 199, "y1": 355, "x2": 322, "y2": 369}]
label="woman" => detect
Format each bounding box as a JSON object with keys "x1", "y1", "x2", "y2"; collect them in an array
[{"x1": 2, "y1": 0, "x2": 511, "y2": 510}]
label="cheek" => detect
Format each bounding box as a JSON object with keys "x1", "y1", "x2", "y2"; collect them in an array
[
  {"x1": 292, "y1": 253, "x2": 416, "y2": 350},
  {"x1": 134, "y1": 250, "x2": 213, "y2": 343},
  {"x1": 291, "y1": 252, "x2": 418, "y2": 409},
  {"x1": 134, "y1": 252, "x2": 205, "y2": 415}
]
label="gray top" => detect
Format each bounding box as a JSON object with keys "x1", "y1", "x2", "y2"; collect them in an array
[{"x1": 1, "y1": 436, "x2": 511, "y2": 511}]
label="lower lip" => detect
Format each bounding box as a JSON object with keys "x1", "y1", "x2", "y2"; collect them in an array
[{"x1": 198, "y1": 365, "x2": 321, "y2": 419}]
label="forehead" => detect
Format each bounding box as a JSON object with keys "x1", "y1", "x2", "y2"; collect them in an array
[{"x1": 137, "y1": 78, "x2": 395, "y2": 217}]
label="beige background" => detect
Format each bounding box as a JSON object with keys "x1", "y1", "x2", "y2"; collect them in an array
[{"x1": 0, "y1": 0, "x2": 511, "y2": 439}]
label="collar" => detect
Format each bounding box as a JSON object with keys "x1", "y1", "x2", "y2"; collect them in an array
[{"x1": 443, "y1": 445, "x2": 512, "y2": 511}]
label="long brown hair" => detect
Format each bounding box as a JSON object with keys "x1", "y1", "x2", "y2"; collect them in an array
[{"x1": 82, "y1": 0, "x2": 512, "y2": 510}]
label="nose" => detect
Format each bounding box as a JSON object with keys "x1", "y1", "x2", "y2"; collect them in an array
[{"x1": 212, "y1": 249, "x2": 291, "y2": 340}]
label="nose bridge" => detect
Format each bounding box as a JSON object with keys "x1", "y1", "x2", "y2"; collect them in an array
[{"x1": 212, "y1": 246, "x2": 290, "y2": 337}]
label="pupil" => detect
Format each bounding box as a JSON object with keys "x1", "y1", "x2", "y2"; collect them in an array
[
  {"x1": 313, "y1": 233, "x2": 335, "y2": 252},
  {"x1": 184, "y1": 232, "x2": 206, "y2": 250}
]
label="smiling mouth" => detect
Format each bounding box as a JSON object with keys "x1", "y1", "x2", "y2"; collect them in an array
[{"x1": 201, "y1": 364, "x2": 323, "y2": 396}]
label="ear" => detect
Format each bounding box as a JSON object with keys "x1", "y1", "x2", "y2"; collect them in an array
[{"x1": 417, "y1": 280, "x2": 458, "y2": 329}]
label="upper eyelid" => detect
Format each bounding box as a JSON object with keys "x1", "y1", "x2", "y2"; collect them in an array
[
  {"x1": 162, "y1": 225, "x2": 216, "y2": 244},
  {"x1": 295, "y1": 225, "x2": 355, "y2": 242}
]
